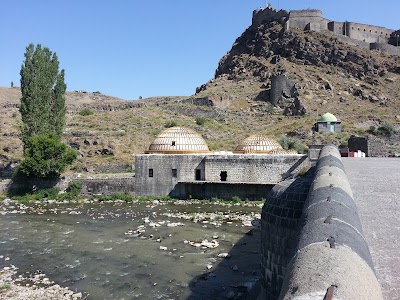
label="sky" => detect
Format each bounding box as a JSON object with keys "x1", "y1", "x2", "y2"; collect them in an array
[{"x1": 1, "y1": 0, "x2": 399, "y2": 100}]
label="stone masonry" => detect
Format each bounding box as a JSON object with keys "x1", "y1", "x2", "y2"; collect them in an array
[
  {"x1": 260, "y1": 145, "x2": 383, "y2": 299},
  {"x1": 252, "y1": 6, "x2": 400, "y2": 55}
]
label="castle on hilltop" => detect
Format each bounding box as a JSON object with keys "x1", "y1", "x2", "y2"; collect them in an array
[{"x1": 252, "y1": 7, "x2": 400, "y2": 55}]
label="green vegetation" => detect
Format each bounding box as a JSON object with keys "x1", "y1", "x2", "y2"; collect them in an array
[
  {"x1": 18, "y1": 44, "x2": 76, "y2": 178},
  {"x1": 18, "y1": 134, "x2": 77, "y2": 178},
  {"x1": 378, "y1": 121, "x2": 396, "y2": 136},
  {"x1": 20, "y1": 43, "x2": 66, "y2": 143},
  {"x1": 164, "y1": 120, "x2": 178, "y2": 128},
  {"x1": 231, "y1": 196, "x2": 242, "y2": 203},
  {"x1": 0, "y1": 283, "x2": 11, "y2": 291},
  {"x1": 79, "y1": 108, "x2": 94, "y2": 116},
  {"x1": 11, "y1": 187, "x2": 60, "y2": 203},
  {"x1": 279, "y1": 135, "x2": 308, "y2": 153},
  {"x1": 195, "y1": 117, "x2": 206, "y2": 125},
  {"x1": 66, "y1": 181, "x2": 82, "y2": 197}
]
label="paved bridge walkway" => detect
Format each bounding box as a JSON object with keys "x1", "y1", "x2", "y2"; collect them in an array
[{"x1": 343, "y1": 158, "x2": 400, "y2": 300}]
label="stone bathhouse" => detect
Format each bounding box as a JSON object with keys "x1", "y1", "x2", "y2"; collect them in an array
[
  {"x1": 252, "y1": 6, "x2": 400, "y2": 55},
  {"x1": 134, "y1": 127, "x2": 307, "y2": 200}
]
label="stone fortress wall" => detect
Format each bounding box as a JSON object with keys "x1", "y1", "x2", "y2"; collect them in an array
[
  {"x1": 252, "y1": 6, "x2": 400, "y2": 55},
  {"x1": 259, "y1": 145, "x2": 383, "y2": 299}
]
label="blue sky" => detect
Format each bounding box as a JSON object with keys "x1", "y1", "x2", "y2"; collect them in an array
[{"x1": 1, "y1": 0, "x2": 399, "y2": 100}]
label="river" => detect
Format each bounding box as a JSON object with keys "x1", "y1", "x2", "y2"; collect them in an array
[{"x1": 0, "y1": 199, "x2": 262, "y2": 299}]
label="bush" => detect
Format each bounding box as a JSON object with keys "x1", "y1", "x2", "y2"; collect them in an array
[
  {"x1": 279, "y1": 135, "x2": 308, "y2": 154},
  {"x1": 378, "y1": 122, "x2": 395, "y2": 136},
  {"x1": 66, "y1": 181, "x2": 82, "y2": 197},
  {"x1": 19, "y1": 134, "x2": 77, "y2": 178},
  {"x1": 368, "y1": 125, "x2": 376, "y2": 134},
  {"x1": 79, "y1": 108, "x2": 94, "y2": 116},
  {"x1": 164, "y1": 120, "x2": 178, "y2": 128},
  {"x1": 195, "y1": 117, "x2": 206, "y2": 125},
  {"x1": 11, "y1": 187, "x2": 60, "y2": 203}
]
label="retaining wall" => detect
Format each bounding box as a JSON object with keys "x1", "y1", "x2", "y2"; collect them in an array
[
  {"x1": 260, "y1": 145, "x2": 383, "y2": 299},
  {"x1": 78, "y1": 177, "x2": 135, "y2": 195}
]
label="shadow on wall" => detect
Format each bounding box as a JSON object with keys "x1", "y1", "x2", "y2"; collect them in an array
[
  {"x1": 5, "y1": 174, "x2": 61, "y2": 197},
  {"x1": 184, "y1": 218, "x2": 263, "y2": 300}
]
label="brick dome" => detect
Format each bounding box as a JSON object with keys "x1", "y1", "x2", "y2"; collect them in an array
[
  {"x1": 146, "y1": 127, "x2": 210, "y2": 154},
  {"x1": 234, "y1": 135, "x2": 283, "y2": 154}
]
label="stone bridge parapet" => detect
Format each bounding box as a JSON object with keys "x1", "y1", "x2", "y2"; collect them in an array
[{"x1": 260, "y1": 145, "x2": 383, "y2": 299}]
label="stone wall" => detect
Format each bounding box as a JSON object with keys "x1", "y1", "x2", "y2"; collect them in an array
[
  {"x1": 331, "y1": 33, "x2": 371, "y2": 50},
  {"x1": 252, "y1": 7, "x2": 288, "y2": 27},
  {"x1": 78, "y1": 177, "x2": 135, "y2": 195},
  {"x1": 259, "y1": 174, "x2": 313, "y2": 299},
  {"x1": 370, "y1": 42, "x2": 400, "y2": 55},
  {"x1": 170, "y1": 182, "x2": 273, "y2": 200},
  {"x1": 252, "y1": 7, "x2": 399, "y2": 55},
  {"x1": 135, "y1": 154, "x2": 206, "y2": 196},
  {"x1": 348, "y1": 135, "x2": 389, "y2": 157},
  {"x1": 259, "y1": 145, "x2": 383, "y2": 299},
  {"x1": 287, "y1": 9, "x2": 327, "y2": 32},
  {"x1": 203, "y1": 154, "x2": 307, "y2": 183},
  {"x1": 346, "y1": 22, "x2": 393, "y2": 43},
  {"x1": 135, "y1": 153, "x2": 309, "y2": 197},
  {"x1": 269, "y1": 75, "x2": 306, "y2": 116}
]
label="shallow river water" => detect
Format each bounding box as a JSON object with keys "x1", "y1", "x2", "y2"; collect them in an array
[{"x1": 0, "y1": 200, "x2": 262, "y2": 299}]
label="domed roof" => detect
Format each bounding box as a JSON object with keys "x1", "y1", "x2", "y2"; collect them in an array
[
  {"x1": 146, "y1": 127, "x2": 210, "y2": 154},
  {"x1": 319, "y1": 112, "x2": 338, "y2": 122},
  {"x1": 234, "y1": 135, "x2": 283, "y2": 154}
]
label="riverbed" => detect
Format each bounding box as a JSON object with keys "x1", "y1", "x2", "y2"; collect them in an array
[{"x1": 0, "y1": 199, "x2": 262, "y2": 299}]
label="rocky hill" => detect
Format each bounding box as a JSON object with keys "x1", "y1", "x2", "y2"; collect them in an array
[{"x1": 1, "y1": 12, "x2": 400, "y2": 177}]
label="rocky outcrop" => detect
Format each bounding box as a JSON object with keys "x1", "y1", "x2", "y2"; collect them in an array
[{"x1": 215, "y1": 22, "x2": 395, "y2": 81}]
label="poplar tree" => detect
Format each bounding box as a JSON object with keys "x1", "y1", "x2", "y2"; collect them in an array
[
  {"x1": 19, "y1": 43, "x2": 66, "y2": 144},
  {"x1": 18, "y1": 44, "x2": 76, "y2": 178}
]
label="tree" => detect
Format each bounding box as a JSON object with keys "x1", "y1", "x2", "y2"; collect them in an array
[
  {"x1": 18, "y1": 44, "x2": 75, "y2": 178},
  {"x1": 19, "y1": 134, "x2": 77, "y2": 178},
  {"x1": 19, "y1": 43, "x2": 66, "y2": 144},
  {"x1": 11, "y1": 81, "x2": 14, "y2": 88}
]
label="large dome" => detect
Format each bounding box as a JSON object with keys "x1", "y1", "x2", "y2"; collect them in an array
[
  {"x1": 234, "y1": 135, "x2": 283, "y2": 154},
  {"x1": 319, "y1": 112, "x2": 338, "y2": 122},
  {"x1": 146, "y1": 127, "x2": 210, "y2": 154}
]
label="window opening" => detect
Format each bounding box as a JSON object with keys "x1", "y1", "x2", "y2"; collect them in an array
[
  {"x1": 195, "y1": 169, "x2": 201, "y2": 181},
  {"x1": 172, "y1": 141, "x2": 176, "y2": 146},
  {"x1": 149, "y1": 169, "x2": 153, "y2": 177},
  {"x1": 172, "y1": 169, "x2": 177, "y2": 177},
  {"x1": 220, "y1": 171, "x2": 227, "y2": 182}
]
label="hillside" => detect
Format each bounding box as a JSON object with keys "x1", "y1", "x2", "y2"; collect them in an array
[{"x1": 1, "y1": 13, "x2": 400, "y2": 176}]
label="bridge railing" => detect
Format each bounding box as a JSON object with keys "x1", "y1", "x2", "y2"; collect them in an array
[{"x1": 278, "y1": 145, "x2": 383, "y2": 299}]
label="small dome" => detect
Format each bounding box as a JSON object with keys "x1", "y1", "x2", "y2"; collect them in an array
[
  {"x1": 234, "y1": 135, "x2": 283, "y2": 154},
  {"x1": 319, "y1": 112, "x2": 338, "y2": 122},
  {"x1": 146, "y1": 127, "x2": 210, "y2": 154}
]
